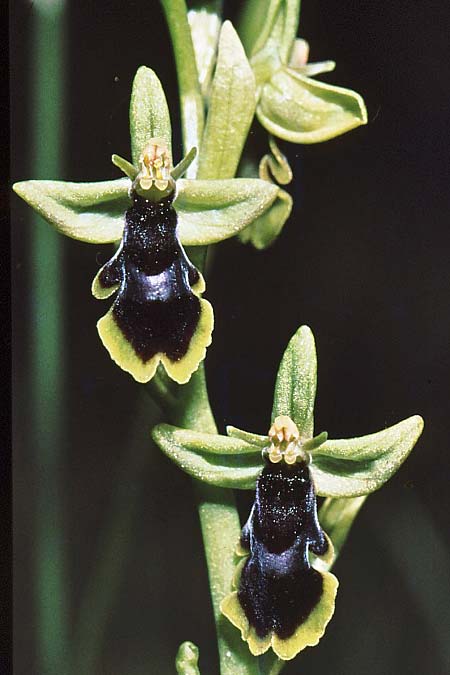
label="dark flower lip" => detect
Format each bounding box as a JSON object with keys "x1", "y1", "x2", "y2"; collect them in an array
[
  {"x1": 221, "y1": 460, "x2": 338, "y2": 660},
  {"x1": 93, "y1": 190, "x2": 213, "y2": 384}
]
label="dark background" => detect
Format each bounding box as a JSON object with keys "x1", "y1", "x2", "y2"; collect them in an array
[{"x1": 12, "y1": 1, "x2": 450, "y2": 673}]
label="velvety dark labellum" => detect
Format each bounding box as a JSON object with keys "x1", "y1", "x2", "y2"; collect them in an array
[
  {"x1": 98, "y1": 192, "x2": 201, "y2": 362},
  {"x1": 238, "y1": 460, "x2": 329, "y2": 640}
]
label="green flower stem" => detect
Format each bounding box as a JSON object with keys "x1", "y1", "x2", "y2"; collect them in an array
[
  {"x1": 30, "y1": 3, "x2": 70, "y2": 675},
  {"x1": 73, "y1": 393, "x2": 154, "y2": 674},
  {"x1": 162, "y1": 4, "x2": 259, "y2": 672},
  {"x1": 173, "y1": 371, "x2": 259, "y2": 675},
  {"x1": 160, "y1": 0, "x2": 205, "y2": 172}
]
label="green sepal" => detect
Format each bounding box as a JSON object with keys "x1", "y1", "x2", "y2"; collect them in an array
[
  {"x1": 13, "y1": 178, "x2": 129, "y2": 243},
  {"x1": 152, "y1": 424, "x2": 262, "y2": 489},
  {"x1": 239, "y1": 0, "x2": 299, "y2": 63},
  {"x1": 226, "y1": 426, "x2": 268, "y2": 446},
  {"x1": 175, "y1": 178, "x2": 278, "y2": 245},
  {"x1": 176, "y1": 641, "x2": 201, "y2": 675},
  {"x1": 257, "y1": 68, "x2": 368, "y2": 143},
  {"x1": 272, "y1": 325, "x2": 317, "y2": 438},
  {"x1": 130, "y1": 66, "x2": 172, "y2": 165},
  {"x1": 14, "y1": 176, "x2": 278, "y2": 247},
  {"x1": 197, "y1": 21, "x2": 256, "y2": 180},
  {"x1": 312, "y1": 415, "x2": 424, "y2": 497},
  {"x1": 238, "y1": 0, "x2": 282, "y2": 58},
  {"x1": 238, "y1": 187, "x2": 292, "y2": 249}
]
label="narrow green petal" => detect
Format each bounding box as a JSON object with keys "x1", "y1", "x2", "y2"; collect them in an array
[
  {"x1": 239, "y1": 187, "x2": 292, "y2": 249},
  {"x1": 259, "y1": 137, "x2": 293, "y2": 185},
  {"x1": 197, "y1": 21, "x2": 256, "y2": 180},
  {"x1": 226, "y1": 426, "x2": 268, "y2": 447},
  {"x1": 13, "y1": 178, "x2": 129, "y2": 243},
  {"x1": 272, "y1": 325, "x2": 317, "y2": 437},
  {"x1": 152, "y1": 424, "x2": 262, "y2": 489},
  {"x1": 175, "y1": 178, "x2": 278, "y2": 245},
  {"x1": 130, "y1": 66, "x2": 172, "y2": 165},
  {"x1": 311, "y1": 415, "x2": 424, "y2": 497},
  {"x1": 257, "y1": 67, "x2": 367, "y2": 143}
]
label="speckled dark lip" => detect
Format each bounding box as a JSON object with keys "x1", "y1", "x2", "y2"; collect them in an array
[
  {"x1": 98, "y1": 191, "x2": 201, "y2": 362},
  {"x1": 238, "y1": 461, "x2": 329, "y2": 640}
]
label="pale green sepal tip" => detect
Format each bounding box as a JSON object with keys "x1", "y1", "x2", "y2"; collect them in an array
[
  {"x1": 312, "y1": 415, "x2": 424, "y2": 497},
  {"x1": 112, "y1": 154, "x2": 138, "y2": 180},
  {"x1": 175, "y1": 178, "x2": 278, "y2": 246},
  {"x1": 152, "y1": 424, "x2": 262, "y2": 490},
  {"x1": 226, "y1": 426, "x2": 268, "y2": 447},
  {"x1": 13, "y1": 178, "x2": 130, "y2": 243},
  {"x1": 257, "y1": 68, "x2": 368, "y2": 144},
  {"x1": 176, "y1": 641, "x2": 200, "y2": 675},
  {"x1": 130, "y1": 66, "x2": 172, "y2": 166},
  {"x1": 272, "y1": 325, "x2": 317, "y2": 438},
  {"x1": 196, "y1": 20, "x2": 256, "y2": 180}
]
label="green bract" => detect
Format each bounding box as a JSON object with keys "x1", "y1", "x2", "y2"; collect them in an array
[
  {"x1": 239, "y1": 0, "x2": 368, "y2": 143},
  {"x1": 153, "y1": 325, "x2": 424, "y2": 497}
]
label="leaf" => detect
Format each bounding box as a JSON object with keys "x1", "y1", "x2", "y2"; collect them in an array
[
  {"x1": 152, "y1": 424, "x2": 262, "y2": 489},
  {"x1": 13, "y1": 178, "x2": 129, "y2": 243},
  {"x1": 197, "y1": 21, "x2": 256, "y2": 180},
  {"x1": 175, "y1": 178, "x2": 278, "y2": 245},
  {"x1": 257, "y1": 67, "x2": 367, "y2": 143},
  {"x1": 311, "y1": 415, "x2": 424, "y2": 497},
  {"x1": 130, "y1": 66, "x2": 172, "y2": 165},
  {"x1": 272, "y1": 325, "x2": 317, "y2": 437},
  {"x1": 238, "y1": 187, "x2": 292, "y2": 249}
]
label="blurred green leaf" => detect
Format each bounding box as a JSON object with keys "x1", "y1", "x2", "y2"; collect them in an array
[
  {"x1": 175, "y1": 178, "x2": 278, "y2": 244},
  {"x1": 130, "y1": 66, "x2": 172, "y2": 165},
  {"x1": 13, "y1": 178, "x2": 129, "y2": 243},
  {"x1": 312, "y1": 416, "x2": 424, "y2": 497},
  {"x1": 272, "y1": 325, "x2": 317, "y2": 437},
  {"x1": 257, "y1": 68, "x2": 367, "y2": 143}
]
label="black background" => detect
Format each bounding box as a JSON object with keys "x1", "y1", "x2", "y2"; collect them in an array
[{"x1": 11, "y1": 1, "x2": 450, "y2": 673}]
